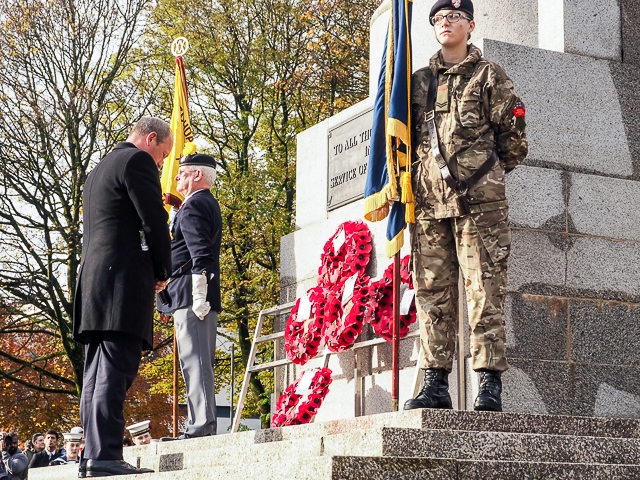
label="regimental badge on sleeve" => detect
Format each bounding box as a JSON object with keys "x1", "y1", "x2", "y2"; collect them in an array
[{"x1": 512, "y1": 100, "x2": 526, "y2": 133}]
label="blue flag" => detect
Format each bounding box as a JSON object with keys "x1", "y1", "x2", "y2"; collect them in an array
[{"x1": 363, "y1": 0, "x2": 413, "y2": 258}]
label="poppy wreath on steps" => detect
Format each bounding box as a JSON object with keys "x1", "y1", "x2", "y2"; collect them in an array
[
  {"x1": 271, "y1": 367, "x2": 333, "y2": 427},
  {"x1": 369, "y1": 255, "x2": 417, "y2": 341},
  {"x1": 284, "y1": 288, "x2": 326, "y2": 365},
  {"x1": 322, "y1": 275, "x2": 375, "y2": 353}
]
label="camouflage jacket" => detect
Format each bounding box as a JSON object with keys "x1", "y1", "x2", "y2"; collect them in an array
[{"x1": 411, "y1": 44, "x2": 528, "y2": 219}]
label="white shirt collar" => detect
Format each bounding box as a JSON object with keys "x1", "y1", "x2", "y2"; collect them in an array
[{"x1": 184, "y1": 188, "x2": 208, "y2": 202}]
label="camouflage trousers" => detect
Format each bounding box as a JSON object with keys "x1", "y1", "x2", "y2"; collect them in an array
[{"x1": 409, "y1": 209, "x2": 511, "y2": 373}]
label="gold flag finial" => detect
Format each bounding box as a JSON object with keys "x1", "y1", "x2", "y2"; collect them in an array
[{"x1": 171, "y1": 37, "x2": 189, "y2": 57}]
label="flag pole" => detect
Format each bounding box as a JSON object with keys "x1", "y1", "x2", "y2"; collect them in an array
[
  {"x1": 167, "y1": 36, "x2": 191, "y2": 438},
  {"x1": 391, "y1": 250, "x2": 401, "y2": 411},
  {"x1": 173, "y1": 334, "x2": 179, "y2": 436}
]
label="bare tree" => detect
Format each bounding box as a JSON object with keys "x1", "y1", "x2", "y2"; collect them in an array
[{"x1": 0, "y1": 0, "x2": 155, "y2": 397}]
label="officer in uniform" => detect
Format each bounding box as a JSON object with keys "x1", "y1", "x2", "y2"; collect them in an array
[
  {"x1": 404, "y1": 0, "x2": 527, "y2": 412},
  {"x1": 158, "y1": 153, "x2": 222, "y2": 440}
]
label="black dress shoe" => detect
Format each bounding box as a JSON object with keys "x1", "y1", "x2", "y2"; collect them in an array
[
  {"x1": 404, "y1": 368, "x2": 453, "y2": 410},
  {"x1": 473, "y1": 369, "x2": 503, "y2": 412},
  {"x1": 85, "y1": 459, "x2": 154, "y2": 477},
  {"x1": 78, "y1": 461, "x2": 86, "y2": 478}
]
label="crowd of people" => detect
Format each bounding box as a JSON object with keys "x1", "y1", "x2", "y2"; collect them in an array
[
  {"x1": 1, "y1": 428, "x2": 83, "y2": 479},
  {"x1": 0, "y1": 421, "x2": 161, "y2": 479}
]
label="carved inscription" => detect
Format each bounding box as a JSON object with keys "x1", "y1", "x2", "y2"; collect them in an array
[{"x1": 327, "y1": 108, "x2": 373, "y2": 211}]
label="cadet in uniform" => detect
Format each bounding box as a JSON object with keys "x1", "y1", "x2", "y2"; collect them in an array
[
  {"x1": 61, "y1": 428, "x2": 83, "y2": 463},
  {"x1": 404, "y1": 0, "x2": 527, "y2": 412},
  {"x1": 125, "y1": 421, "x2": 152, "y2": 446}
]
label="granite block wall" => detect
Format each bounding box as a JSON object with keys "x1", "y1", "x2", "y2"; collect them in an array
[
  {"x1": 481, "y1": 38, "x2": 640, "y2": 417},
  {"x1": 622, "y1": 0, "x2": 640, "y2": 65}
]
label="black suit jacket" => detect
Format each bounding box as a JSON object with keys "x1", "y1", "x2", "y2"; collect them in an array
[
  {"x1": 73, "y1": 142, "x2": 172, "y2": 349},
  {"x1": 157, "y1": 189, "x2": 222, "y2": 314}
]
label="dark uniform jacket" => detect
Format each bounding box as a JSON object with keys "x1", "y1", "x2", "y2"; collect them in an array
[
  {"x1": 411, "y1": 44, "x2": 528, "y2": 220},
  {"x1": 157, "y1": 189, "x2": 222, "y2": 314},
  {"x1": 73, "y1": 142, "x2": 172, "y2": 350},
  {"x1": 28, "y1": 449, "x2": 64, "y2": 468}
]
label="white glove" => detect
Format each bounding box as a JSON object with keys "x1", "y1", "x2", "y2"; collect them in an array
[{"x1": 191, "y1": 273, "x2": 211, "y2": 320}]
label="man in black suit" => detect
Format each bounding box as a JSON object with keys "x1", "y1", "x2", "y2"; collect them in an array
[
  {"x1": 157, "y1": 153, "x2": 222, "y2": 440},
  {"x1": 28, "y1": 430, "x2": 65, "y2": 468},
  {"x1": 73, "y1": 117, "x2": 173, "y2": 477}
]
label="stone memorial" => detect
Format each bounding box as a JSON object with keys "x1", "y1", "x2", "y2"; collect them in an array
[{"x1": 279, "y1": 0, "x2": 640, "y2": 420}]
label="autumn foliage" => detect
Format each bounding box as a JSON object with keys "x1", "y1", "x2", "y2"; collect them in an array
[{"x1": 0, "y1": 0, "x2": 376, "y2": 433}]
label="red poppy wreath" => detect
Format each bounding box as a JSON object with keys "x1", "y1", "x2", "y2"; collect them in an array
[
  {"x1": 271, "y1": 367, "x2": 333, "y2": 427},
  {"x1": 322, "y1": 275, "x2": 375, "y2": 353},
  {"x1": 284, "y1": 289, "x2": 325, "y2": 365},
  {"x1": 285, "y1": 221, "x2": 373, "y2": 365},
  {"x1": 317, "y1": 220, "x2": 372, "y2": 292},
  {"x1": 369, "y1": 255, "x2": 417, "y2": 341}
]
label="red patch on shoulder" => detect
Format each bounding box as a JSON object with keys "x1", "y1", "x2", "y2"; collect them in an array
[{"x1": 512, "y1": 100, "x2": 525, "y2": 118}]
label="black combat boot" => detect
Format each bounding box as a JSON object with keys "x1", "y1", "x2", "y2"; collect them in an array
[
  {"x1": 403, "y1": 368, "x2": 453, "y2": 410},
  {"x1": 473, "y1": 369, "x2": 503, "y2": 412}
]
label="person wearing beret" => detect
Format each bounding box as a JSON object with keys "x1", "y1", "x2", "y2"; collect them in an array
[
  {"x1": 157, "y1": 153, "x2": 222, "y2": 441},
  {"x1": 73, "y1": 117, "x2": 173, "y2": 477},
  {"x1": 405, "y1": 0, "x2": 527, "y2": 413}
]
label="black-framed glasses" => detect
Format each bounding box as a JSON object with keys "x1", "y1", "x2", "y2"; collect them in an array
[{"x1": 430, "y1": 12, "x2": 472, "y2": 26}]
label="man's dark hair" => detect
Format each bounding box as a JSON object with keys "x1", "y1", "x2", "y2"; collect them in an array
[
  {"x1": 31, "y1": 432, "x2": 43, "y2": 442},
  {"x1": 129, "y1": 117, "x2": 172, "y2": 144},
  {"x1": 45, "y1": 429, "x2": 59, "y2": 440}
]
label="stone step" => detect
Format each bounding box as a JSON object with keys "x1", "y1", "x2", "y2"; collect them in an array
[
  {"x1": 115, "y1": 409, "x2": 427, "y2": 469},
  {"x1": 336, "y1": 457, "x2": 640, "y2": 480},
  {"x1": 27, "y1": 410, "x2": 640, "y2": 480},
  {"x1": 27, "y1": 456, "x2": 640, "y2": 480},
  {"x1": 128, "y1": 408, "x2": 640, "y2": 465},
  {"x1": 382, "y1": 427, "x2": 640, "y2": 465},
  {"x1": 126, "y1": 425, "x2": 640, "y2": 472},
  {"x1": 259, "y1": 409, "x2": 640, "y2": 443},
  {"x1": 417, "y1": 409, "x2": 640, "y2": 439}
]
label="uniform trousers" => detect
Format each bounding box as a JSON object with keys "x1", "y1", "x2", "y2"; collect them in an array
[
  {"x1": 410, "y1": 209, "x2": 511, "y2": 373},
  {"x1": 80, "y1": 331, "x2": 143, "y2": 460},
  {"x1": 174, "y1": 307, "x2": 217, "y2": 437}
]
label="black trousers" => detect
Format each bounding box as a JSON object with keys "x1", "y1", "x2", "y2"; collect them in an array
[{"x1": 80, "y1": 331, "x2": 143, "y2": 460}]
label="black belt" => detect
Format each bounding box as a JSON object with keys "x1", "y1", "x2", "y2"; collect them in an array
[{"x1": 425, "y1": 73, "x2": 497, "y2": 215}]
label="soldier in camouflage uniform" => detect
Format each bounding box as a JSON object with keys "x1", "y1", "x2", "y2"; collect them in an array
[{"x1": 404, "y1": 0, "x2": 527, "y2": 412}]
